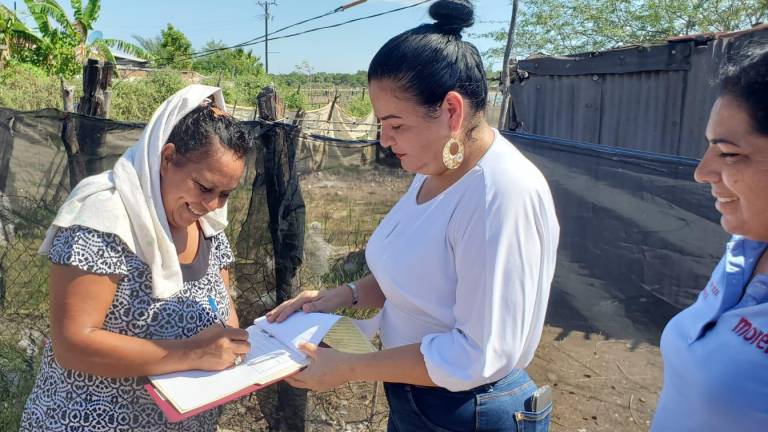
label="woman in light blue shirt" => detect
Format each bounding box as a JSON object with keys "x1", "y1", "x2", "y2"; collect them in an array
[{"x1": 652, "y1": 46, "x2": 768, "y2": 431}]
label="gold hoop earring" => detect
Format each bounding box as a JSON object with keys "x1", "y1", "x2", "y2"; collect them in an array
[{"x1": 442, "y1": 137, "x2": 464, "y2": 170}]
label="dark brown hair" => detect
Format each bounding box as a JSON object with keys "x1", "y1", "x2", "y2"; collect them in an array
[{"x1": 166, "y1": 103, "x2": 251, "y2": 163}]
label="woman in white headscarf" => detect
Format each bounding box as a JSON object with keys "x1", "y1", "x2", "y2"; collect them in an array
[{"x1": 20, "y1": 85, "x2": 251, "y2": 431}]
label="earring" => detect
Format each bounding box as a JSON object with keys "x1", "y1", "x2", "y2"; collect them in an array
[{"x1": 442, "y1": 137, "x2": 464, "y2": 170}]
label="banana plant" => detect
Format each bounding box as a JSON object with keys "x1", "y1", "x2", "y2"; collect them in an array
[
  {"x1": 21, "y1": 0, "x2": 148, "y2": 74},
  {"x1": 0, "y1": 5, "x2": 43, "y2": 60}
]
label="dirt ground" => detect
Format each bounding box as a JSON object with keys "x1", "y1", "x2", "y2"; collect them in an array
[
  {"x1": 293, "y1": 168, "x2": 673, "y2": 432},
  {"x1": 529, "y1": 326, "x2": 662, "y2": 431}
]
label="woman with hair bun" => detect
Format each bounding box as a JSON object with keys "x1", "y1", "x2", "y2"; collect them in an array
[{"x1": 268, "y1": 1, "x2": 559, "y2": 430}]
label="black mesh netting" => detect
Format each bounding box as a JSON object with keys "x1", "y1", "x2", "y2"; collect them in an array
[
  {"x1": 0, "y1": 109, "x2": 730, "y2": 431},
  {"x1": 0, "y1": 106, "x2": 396, "y2": 431},
  {"x1": 506, "y1": 131, "x2": 728, "y2": 341}
]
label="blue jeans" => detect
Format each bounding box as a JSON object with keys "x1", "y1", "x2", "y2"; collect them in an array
[{"x1": 384, "y1": 369, "x2": 551, "y2": 432}]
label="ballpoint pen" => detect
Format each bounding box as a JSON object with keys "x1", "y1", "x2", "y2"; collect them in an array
[
  {"x1": 208, "y1": 296, "x2": 246, "y2": 367},
  {"x1": 207, "y1": 296, "x2": 227, "y2": 328}
]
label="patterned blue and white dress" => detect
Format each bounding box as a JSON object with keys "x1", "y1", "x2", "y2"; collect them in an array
[{"x1": 20, "y1": 225, "x2": 235, "y2": 431}]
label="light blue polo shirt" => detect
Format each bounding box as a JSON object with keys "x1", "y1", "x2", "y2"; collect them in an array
[{"x1": 652, "y1": 236, "x2": 768, "y2": 432}]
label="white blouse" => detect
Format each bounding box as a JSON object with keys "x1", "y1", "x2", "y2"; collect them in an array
[{"x1": 365, "y1": 129, "x2": 559, "y2": 391}]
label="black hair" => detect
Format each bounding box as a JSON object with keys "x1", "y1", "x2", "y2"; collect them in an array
[
  {"x1": 166, "y1": 102, "x2": 251, "y2": 163},
  {"x1": 368, "y1": 0, "x2": 487, "y2": 116},
  {"x1": 719, "y1": 45, "x2": 768, "y2": 136}
]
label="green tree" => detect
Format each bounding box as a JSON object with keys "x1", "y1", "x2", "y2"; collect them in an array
[
  {"x1": 344, "y1": 93, "x2": 372, "y2": 118},
  {"x1": 480, "y1": 0, "x2": 768, "y2": 61},
  {"x1": 155, "y1": 24, "x2": 192, "y2": 69},
  {"x1": 132, "y1": 33, "x2": 163, "y2": 59},
  {"x1": 273, "y1": 62, "x2": 368, "y2": 89},
  {"x1": 110, "y1": 69, "x2": 186, "y2": 121},
  {"x1": 192, "y1": 40, "x2": 264, "y2": 76},
  {"x1": 0, "y1": 62, "x2": 62, "y2": 109},
  {"x1": 0, "y1": 5, "x2": 43, "y2": 63},
  {"x1": 18, "y1": 0, "x2": 146, "y2": 76},
  {"x1": 192, "y1": 40, "x2": 269, "y2": 106}
]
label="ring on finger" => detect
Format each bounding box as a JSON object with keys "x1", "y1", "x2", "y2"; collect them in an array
[{"x1": 233, "y1": 354, "x2": 243, "y2": 366}]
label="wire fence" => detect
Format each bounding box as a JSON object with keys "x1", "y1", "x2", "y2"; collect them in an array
[
  {"x1": 283, "y1": 83, "x2": 504, "y2": 118},
  {"x1": 0, "y1": 85, "x2": 709, "y2": 431},
  {"x1": 0, "y1": 105, "x2": 407, "y2": 431}
]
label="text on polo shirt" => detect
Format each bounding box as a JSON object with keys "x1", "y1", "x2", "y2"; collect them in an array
[
  {"x1": 702, "y1": 281, "x2": 720, "y2": 300},
  {"x1": 732, "y1": 317, "x2": 768, "y2": 352}
]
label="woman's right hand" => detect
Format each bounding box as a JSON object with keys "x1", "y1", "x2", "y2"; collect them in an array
[
  {"x1": 185, "y1": 325, "x2": 251, "y2": 371},
  {"x1": 266, "y1": 286, "x2": 352, "y2": 323}
]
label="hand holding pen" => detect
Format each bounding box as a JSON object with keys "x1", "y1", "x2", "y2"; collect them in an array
[{"x1": 180, "y1": 296, "x2": 250, "y2": 370}]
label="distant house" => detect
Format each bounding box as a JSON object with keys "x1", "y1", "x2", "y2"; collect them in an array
[
  {"x1": 114, "y1": 52, "x2": 150, "y2": 69},
  {"x1": 113, "y1": 52, "x2": 151, "y2": 79},
  {"x1": 113, "y1": 53, "x2": 204, "y2": 83}
]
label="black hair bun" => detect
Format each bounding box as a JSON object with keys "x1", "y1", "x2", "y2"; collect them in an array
[{"x1": 429, "y1": 0, "x2": 474, "y2": 35}]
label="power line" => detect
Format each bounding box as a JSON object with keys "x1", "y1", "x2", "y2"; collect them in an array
[
  {"x1": 144, "y1": 4, "x2": 347, "y2": 65},
  {"x1": 163, "y1": 0, "x2": 432, "y2": 64},
  {"x1": 170, "y1": 4, "x2": 355, "y2": 62},
  {"x1": 252, "y1": 1, "x2": 433, "y2": 46},
  {"x1": 206, "y1": 6, "x2": 344, "y2": 55}
]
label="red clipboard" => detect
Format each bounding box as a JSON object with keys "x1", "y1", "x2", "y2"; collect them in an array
[{"x1": 144, "y1": 368, "x2": 301, "y2": 423}]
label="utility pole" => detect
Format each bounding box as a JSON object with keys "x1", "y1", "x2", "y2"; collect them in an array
[{"x1": 257, "y1": 1, "x2": 277, "y2": 74}]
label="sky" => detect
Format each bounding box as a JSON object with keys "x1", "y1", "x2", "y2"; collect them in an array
[{"x1": 1, "y1": 0, "x2": 514, "y2": 73}]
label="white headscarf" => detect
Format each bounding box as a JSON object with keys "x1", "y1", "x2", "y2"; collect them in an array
[{"x1": 39, "y1": 84, "x2": 230, "y2": 299}]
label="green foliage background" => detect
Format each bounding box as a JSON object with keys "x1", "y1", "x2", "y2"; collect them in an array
[
  {"x1": 155, "y1": 24, "x2": 192, "y2": 70},
  {"x1": 1, "y1": 0, "x2": 146, "y2": 77},
  {"x1": 110, "y1": 70, "x2": 187, "y2": 122},
  {"x1": 0, "y1": 63, "x2": 64, "y2": 111},
  {"x1": 477, "y1": 0, "x2": 768, "y2": 67}
]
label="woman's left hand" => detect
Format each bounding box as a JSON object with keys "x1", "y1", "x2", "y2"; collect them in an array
[{"x1": 284, "y1": 343, "x2": 354, "y2": 392}]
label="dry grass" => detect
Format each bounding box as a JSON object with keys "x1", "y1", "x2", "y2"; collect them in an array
[{"x1": 300, "y1": 167, "x2": 412, "y2": 248}]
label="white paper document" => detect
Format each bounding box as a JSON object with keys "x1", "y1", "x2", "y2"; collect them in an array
[{"x1": 148, "y1": 312, "x2": 376, "y2": 413}]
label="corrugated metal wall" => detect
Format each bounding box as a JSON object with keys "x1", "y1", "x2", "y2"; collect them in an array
[{"x1": 508, "y1": 26, "x2": 768, "y2": 158}]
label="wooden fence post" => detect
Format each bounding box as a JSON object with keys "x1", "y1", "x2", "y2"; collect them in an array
[
  {"x1": 76, "y1": 59, "x2": 114, "y2": 177},
  {"x1": 327, "y1": 89, "x2": 339, "y2": 124},
  {"x1": 0, "y1": 111, "x2": 14, "y2": 309},
  {"x1": 0, "y1": 115, "x2": 13, "y2": 233},
  {"x1": 257, "y1": 86, "x2": 285, "y2": 123},
  {"x1": 248, "y1": 85, "x2": 307, "y2": 431},
  {"x1": 257, "y1": 85, "x2": 300, "y2": 306},
  {"x1": 498, "y1": 0, "x2": 520, "y2": 130},
  {"x1": 60, "y1": 79, "x2": 84, "y2": 190},
  {"x1": 60, "y1": 59, "x2": 115, "y2": 189},
  {"x1": 0, "y1": 44, "x2": 8, "y2": 70},
  {"x1": 315, "y1": 90, "x2": 339, "y2": 172},
  {"x1": 237, "y1": 111, "x2": 310, "y2": 432},
  {"x1": 292, "y1": 108, "x2": 306, "y2": 128}
]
